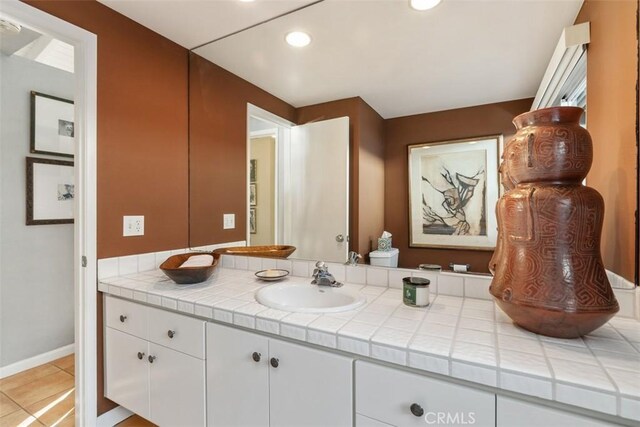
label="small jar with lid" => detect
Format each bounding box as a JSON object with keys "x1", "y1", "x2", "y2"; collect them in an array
[{"x1": 403, "y1": 277, "x2": 430, "y2": 307}]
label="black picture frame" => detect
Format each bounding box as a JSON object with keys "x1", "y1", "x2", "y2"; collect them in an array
[
  {"x1": 26, "y1": 157, "x2": 75, "y2": 225},
  {"x1": 30, "y1": 91, "x2": 75, "y2": 158}
]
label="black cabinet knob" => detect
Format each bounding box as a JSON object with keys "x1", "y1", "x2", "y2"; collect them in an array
[
  {"x1": 410, "y1": 403, "x2": 424, "y2": 417},
  {"x1": 167, "y1": 330, "x2": 175, "y2": 339},
  {"x1": 137, "y1": 352, "x2": 145, "y2": 360},
  {"x1": 252, "y1": 352, "x2": 261, "y2": 362},
  {"x1": 148, "y1": 355, "x2": 156, "y2": 363},
  {"x1": 270, "y1": 357, "x2": 279, "y2": 368},
  {"x1": 119, "y1": 315, "x2": 127, "y2": 323}
]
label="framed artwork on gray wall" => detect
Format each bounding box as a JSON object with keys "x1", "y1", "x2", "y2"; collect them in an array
[
  {"x1": 407, "y1": 135, "x2": 501, "y2": 250},
  {"x1": 26, "y1": 157, "x2": 75, "y2": 225},
  {"x1": 30, "y1": 91, "x2": 75, "y2": 158}
]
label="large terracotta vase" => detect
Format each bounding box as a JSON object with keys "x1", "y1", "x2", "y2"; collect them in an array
[{"x1": 489, "y1": 106, "x2": 618, "y2": 338}]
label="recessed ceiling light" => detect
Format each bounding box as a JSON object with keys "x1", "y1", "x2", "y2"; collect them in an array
[
  {"x1": 238, "y1": 0, "x2": 255, "y2": 3},
  {"x1": 410, "y1": 0, "x2": 442, "y2": 11},
  {"x1": 285, "y1": 31, "x2": 311, "y2": 47}
]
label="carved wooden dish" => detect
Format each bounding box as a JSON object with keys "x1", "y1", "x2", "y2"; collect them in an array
[
  {"x1": 160, "y1": 252, "x2": 220, "y2": 285},
  {"x1": 213, "y1": 245, "x2": 296, "y2": 259}
]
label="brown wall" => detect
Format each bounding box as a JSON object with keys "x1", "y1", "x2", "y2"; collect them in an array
[
  {"x1": 25, "y1": 0, "x2": 190, "y2": 260},
  {"x1": 384, "y1": 99, "x2": 533, "y2": 272},
  {"x1": 357, "y1": 101, "x2": 386, "y2": 255},
  {"x1": 296, "y1": 97, "x2": 385, "y2": 256},
  {"x1": 575, "y1": 0, "x2": 638, "y2": 283},
  {"x1": 189, "y1": 53, "x2": 296, "y2": 247}
]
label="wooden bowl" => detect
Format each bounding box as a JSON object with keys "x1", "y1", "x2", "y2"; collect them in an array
[
  {"x1": 213, "y1": 245, "x2": 296, "y2": 258},
  {"x1": 160, "y1": 252, "x2": 220, "y2": 285}
]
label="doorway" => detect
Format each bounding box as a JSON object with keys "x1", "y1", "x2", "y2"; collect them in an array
[
  {"x1": 0, "y1": 1, "x2": 97, "y2": 424},
  {"x1": 249, "y1": 125, "x2": 278, "y2": 246}
]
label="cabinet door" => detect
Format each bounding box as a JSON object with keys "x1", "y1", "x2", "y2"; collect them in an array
[
  {"x1": 207, "y1": 323, "x2": 269, "y2": 427},
  {"x1": 356, "y1": 361, "x2": 494, "y2": 427},
  {"x1": 148, "y1": 343, "x2": 206, "y2": 427},
  {"x1": 269, "y1": 339, "x2": 353, "y2": 427},
  {"x1": 104, "y1": 327, "x2": 150, "y2": 420},
  {"x1": 356, "y1": 414, "x2": 393, "y2": 426},
  {"x1": 497, "y1": 396, "x2": 619, "y2": 427}
]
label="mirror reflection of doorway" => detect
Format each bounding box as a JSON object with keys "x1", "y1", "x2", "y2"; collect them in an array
[{"x1": 249, "y1": 124, "x2": 277, "y2": 246}]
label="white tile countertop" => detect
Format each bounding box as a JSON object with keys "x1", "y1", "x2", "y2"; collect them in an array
[{"x1": 99, "y1": 256, "x2": 640, "y2": 423}]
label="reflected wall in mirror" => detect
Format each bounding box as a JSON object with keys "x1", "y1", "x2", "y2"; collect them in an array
[{"x1": 189, "y1": 0, "x2": 638, "y2": 283}]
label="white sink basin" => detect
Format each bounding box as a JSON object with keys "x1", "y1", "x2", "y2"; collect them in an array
[{"x1": 255, "y1": 283, "x2": 366, "y2": 313}]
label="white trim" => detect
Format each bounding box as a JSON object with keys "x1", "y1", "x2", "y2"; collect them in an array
[
  {"x1": 0, "y1": 1, "x2": 98, "y2": 424},
  {"x1": 96, "y1": 406, "x2": 133, "y2": 427},
  {"x1": 0, "y1": 344, "x2": 74, "y2": 379},
  {"x1": 247, "y1": 104, "x2": 295, "y2": 128},
  {"x1": 246, "y1": 104, "x2": 294, "y2": 245},
  {"x1": 250, "y1": 128, "x2": 278, "y2": 138},
  {"x1": 532, "y1": 22, "x2": 590, "y2": 109}
]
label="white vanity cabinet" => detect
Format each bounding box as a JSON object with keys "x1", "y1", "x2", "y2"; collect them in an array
[
  {"x1": 206, "y1": 322, "x2": 353, "y2": 427},
  {"x1": 355, "y1": 361, "x2": 496, "y2": 427},
  {"x1": 496, "y1": 396, "x2": 621, "y2": 427},
  {"x1": 104, "y1": 296, "x2": 207, "y2": 426}
]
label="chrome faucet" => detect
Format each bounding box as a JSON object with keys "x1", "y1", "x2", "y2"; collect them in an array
[
  {"x1": 311, "y1": 261, "x2": 343, "y2": 287},
  {"x1": 345, "y1": 251, "x2": 362, "y2": 266}
]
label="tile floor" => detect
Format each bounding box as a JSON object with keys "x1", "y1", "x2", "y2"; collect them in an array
[{"x1": 0, "y1": 355, "x2": 153, "y2": 427}]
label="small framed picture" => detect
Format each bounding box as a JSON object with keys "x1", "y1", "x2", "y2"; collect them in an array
[
  {"x1": 250, "y1": 208, "x2": 257, "y2": 234},
  {"x1": 250, "y1": 183, "x2": 257, "y2": 206},
  {"x1": 408, "y1": 135, "x2": 501, "y2": 250},
  {"x1": 30, "y1": 91, "x2": 75, "y2": 158},
  {"x1": 26, "y1": 157, "x2": 74, "y2": 225},
  {"x1": 250, "y1": 159, "x2": 257, "y2": 183}
]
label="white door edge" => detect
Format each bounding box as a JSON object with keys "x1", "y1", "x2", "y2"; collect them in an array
[{"x1": 0, "y1": 1, "x2": 98, "y2": 424}]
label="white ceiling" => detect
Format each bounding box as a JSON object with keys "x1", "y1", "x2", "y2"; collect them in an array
[
  {"x1": 98, "y1": 0, "x2": 584, "y2": 118},
  {"x1": 98, "y1": 0, "x2": 316, "y2": 49}
]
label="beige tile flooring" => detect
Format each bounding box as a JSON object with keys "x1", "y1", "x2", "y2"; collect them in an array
[{"x1": 0, "y1": 355, "x2": 153, "y2": 427}]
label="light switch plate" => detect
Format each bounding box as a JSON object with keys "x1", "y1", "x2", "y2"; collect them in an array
[
  {"x1": 223, "y1": 213, "x2": 235, "y2": 230},
  {"x1": 123, "y1": 215, "x2": 144, "y2": 236}
]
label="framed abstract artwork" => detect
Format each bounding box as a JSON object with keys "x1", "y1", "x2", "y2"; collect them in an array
[{"x1": 408, "y1": 135, "x2": 501, "y2": 250}]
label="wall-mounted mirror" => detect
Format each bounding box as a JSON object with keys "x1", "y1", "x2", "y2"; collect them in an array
[
  {"x1": 188, "y1": 0, "x2": 637, "y2": 282},
  {"x1": 247, "y1": 106, "x2": 349, "y2": 262}
]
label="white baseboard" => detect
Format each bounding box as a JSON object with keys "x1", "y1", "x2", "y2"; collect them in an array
[
  {"x1": 96, "y1": 406, "x2": 133, "y2": 427},
  {"x1": 0, "y1": 343, "x2": 74, "y2": 379}
]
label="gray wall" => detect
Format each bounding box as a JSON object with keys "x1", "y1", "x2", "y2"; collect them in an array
[{"x1": 0, "y1": 54, "x2": 74, "y2": 367}]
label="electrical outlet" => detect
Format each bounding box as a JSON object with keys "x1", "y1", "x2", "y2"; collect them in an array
[
  {"x1": 123, "y1": 215, "x2": 144, "y2": 236},
  {"x1": 223, "y1": 213, "x2": 235, "y2": 230}
]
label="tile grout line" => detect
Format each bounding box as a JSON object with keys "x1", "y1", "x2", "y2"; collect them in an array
[{"x1": 0, "y1": 361, "x2": 75, "y2": 425}]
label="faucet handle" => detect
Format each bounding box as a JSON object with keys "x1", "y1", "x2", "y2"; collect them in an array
[
  {"x1": 346, "y1": 251, "x2": 362, "y2": 265},
  {"x1": 313, "y1": 261, "x2": 328, "y2": 278}
]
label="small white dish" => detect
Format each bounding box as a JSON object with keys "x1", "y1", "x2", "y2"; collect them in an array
[{"x1": 255, "y1": 269, "x2": 290, "y2": 281}]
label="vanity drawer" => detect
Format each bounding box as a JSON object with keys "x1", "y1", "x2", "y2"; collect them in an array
[
  {"x1": 355, "y1": 361, "x2": 495, "y2": 427},
  {"x1": 105, "y1": 295, "x2": 148, "y2": 339},
  {"x1": 148, "y1": 306, "x2": 205, "y2": 359}
]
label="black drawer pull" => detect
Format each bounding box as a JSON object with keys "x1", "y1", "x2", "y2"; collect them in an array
[{"x1": 410, "y1": 403, "x2": 424, "y2": 417}]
